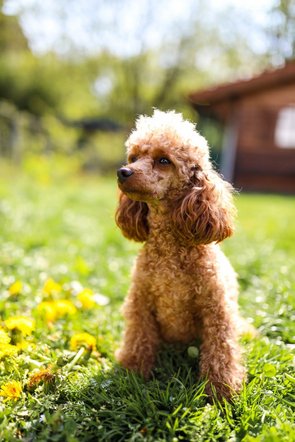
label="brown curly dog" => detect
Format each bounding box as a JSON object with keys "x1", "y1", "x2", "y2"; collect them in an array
[{"x1": 115, "y1": 109, "x2": 246, "y2": 400}]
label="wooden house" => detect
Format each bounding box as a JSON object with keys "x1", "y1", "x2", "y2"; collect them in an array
[{"x1": 189, "y1": 62, "x2": 295, "y2": 193}]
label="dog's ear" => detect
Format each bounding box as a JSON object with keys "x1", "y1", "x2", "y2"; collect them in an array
[
  {"x1": 115, "y1": 192, "x2": 149, "y2": 242},
  {"x1": 171, "y1": 169, "x2": 235, "y2": 245}
]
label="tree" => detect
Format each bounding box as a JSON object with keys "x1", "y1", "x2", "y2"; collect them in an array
[
  {"x1": 0, "y1": 0, "x2": 29, "y2": 53},
  {"x1": 0, "y1": 3, "x2": 62, "y2": 116},
  {"x1": 267, "y1": 0, "x2": 295, "y2": 63},
  {"x1": 1, "y1": 0, "x2": 277, "y2": 123}
]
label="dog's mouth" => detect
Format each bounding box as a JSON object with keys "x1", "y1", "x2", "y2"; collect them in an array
[
  {"x1": 118, "y1": 181, "x2": 141, "y2": 193},
  {"x1": 118, "y1": 182, "x2": 156, "y2": 202}
]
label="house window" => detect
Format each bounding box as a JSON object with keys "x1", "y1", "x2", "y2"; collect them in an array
[{"x1": 275, "y1": 105, "x2": 295, "y2": 148}]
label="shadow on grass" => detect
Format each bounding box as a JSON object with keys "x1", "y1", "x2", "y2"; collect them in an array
[
  {"x1": 25, "y1": 338, "x2": 295, "y2": 442},
  {"x1": 48, "y1": 346, "x2": 207, "y2": 441}
]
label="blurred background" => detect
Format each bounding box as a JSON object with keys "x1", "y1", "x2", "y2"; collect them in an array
[
  {"x1": 0, "y1": 0, "x2": 294, "y2": 191},
  {"x1": 1, "y1": 3, "x2": 295, "y2": 438}
]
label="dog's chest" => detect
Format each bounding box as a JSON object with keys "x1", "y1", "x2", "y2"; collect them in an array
[
  {"x1": 140, "y1": 244, "x2": 203, "y2": 342},
  {"x1": 153, "y1": 276, "x2": 200, "y2": 343}
]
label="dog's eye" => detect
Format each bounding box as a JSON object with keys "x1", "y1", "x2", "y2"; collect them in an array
[
  {"x1": 158, "y1": 157, "x2": 171, "y2": 165},
  {"x1": 129, "y1": 156, "x2": 137, "y2": 163}
]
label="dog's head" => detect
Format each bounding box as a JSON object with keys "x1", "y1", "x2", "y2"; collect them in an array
[{"x1": 116, "y1": 109, "x2": 235, "y2": 244}]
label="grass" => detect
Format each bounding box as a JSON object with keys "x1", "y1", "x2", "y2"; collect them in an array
[{"x1": 0, "y1": 159, "x2": 294, "y2": 441}]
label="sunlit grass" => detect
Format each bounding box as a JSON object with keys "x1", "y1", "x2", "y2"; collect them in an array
[{"x1": 0, "y1": 162, "x2": 294, "y2": 441}]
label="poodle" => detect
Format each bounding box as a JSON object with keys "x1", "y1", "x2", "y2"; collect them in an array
[{"x1": 115, "y1": 109, "x2": 246, "y2": 399}]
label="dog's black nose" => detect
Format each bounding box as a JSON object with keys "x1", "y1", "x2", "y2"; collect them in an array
[{"x1": 117, "y1": 167, "x2": 134, "y2": 183}]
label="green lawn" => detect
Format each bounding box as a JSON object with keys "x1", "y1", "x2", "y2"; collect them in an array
[{"x1": 0, "y1": 161, "x2": 294, "y2": 441}]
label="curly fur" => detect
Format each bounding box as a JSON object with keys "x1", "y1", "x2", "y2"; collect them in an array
[{"x1": 115, "y1": 109, "x2": 247, "y2": 400}]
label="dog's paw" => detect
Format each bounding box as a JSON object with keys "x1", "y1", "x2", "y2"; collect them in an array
[
  {"x1": 204, "y1": 378, "x2": 241, "y2": 401},
  {"x1": 115, "y1": 348, "x2": 153, "y2": 379}
]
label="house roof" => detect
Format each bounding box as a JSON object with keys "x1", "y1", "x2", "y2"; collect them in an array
[{"x1": 189, "y1": 61, "x2": 295, "y2": 106}]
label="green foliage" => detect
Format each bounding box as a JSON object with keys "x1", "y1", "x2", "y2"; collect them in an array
[
  {"x1": 267, "y1": 0, "x2": 295, "y2": 62},
  {"x1": 0, "y1": 54, "x2": 63, "y2": 116},
  {"x1": 2, "y1": 0, "x2": 293, "y2": 166},
  {"x1": 0, "y1": 0, "x2": 277, "y2": 126},
  {"x1": 0, "y1": 162, "x2": 294, "y2": 441},
  {"x1": 0, "y1": 5, "x2": 61, "y2": 117}
]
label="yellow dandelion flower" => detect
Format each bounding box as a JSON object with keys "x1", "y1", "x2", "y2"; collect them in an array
[
  {"x1": 43, "y1": 278, "x2": 62, "y2": 295},
  {"x1": 54, "y1": 300, "x2": 77, "y2": 317},
  {"x1": 16, "y1": 341, "x2": 32, "y2": 351},
  {"x1": 0, "y1": 380, "x2": 22, "y2": 400},
  {"x1": 9, "y1": 280, "x2": 23, "y2": 296},
  {"x1": 0, "y1": 344, "x2": 18, "y2": 359},
  {"x1": 5, "y1": 316, "x2": 35, "y2": 336},
  {"x1": 36, "y1": 301, "x2": 57, "y2": 323},
  {"x1": 0, "y1": 329, "x2": 11, "y2": 345},
  {"x1": 70, "y1": 332, "x2": 96, "y2": 351},
  {"x1": 77, "y1": 289, "x2": 95, "y2": 309},
  {"x1": 36, "y1": 299, "x2": 76, "y2": 323}
]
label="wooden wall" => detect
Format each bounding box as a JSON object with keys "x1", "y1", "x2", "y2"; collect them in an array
[{"x1": 233, "y1": 83, "x2": 295, "y2": 193}]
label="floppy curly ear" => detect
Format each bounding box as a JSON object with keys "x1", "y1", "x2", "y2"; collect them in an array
[
  {"x1": 115, "y1": 192, "x2": 149, "y2": 242},
  {"x1": 171, "y1": 169, "x2": 235, "y2": 245}
]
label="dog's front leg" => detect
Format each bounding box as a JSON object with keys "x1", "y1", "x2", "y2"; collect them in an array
[
  {"x1": 199, "y1": 304, "x2": 245, "y2": 400},
  {"x1": 115, "y1": 289, "x2": 160, "y2": 378}
]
